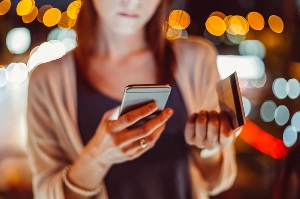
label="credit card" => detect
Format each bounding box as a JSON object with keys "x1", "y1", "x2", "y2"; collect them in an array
[{"x1": 216, "y1": 72, "x2": 246, "y2": 129}]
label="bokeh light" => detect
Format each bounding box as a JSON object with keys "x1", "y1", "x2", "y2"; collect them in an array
[
  {"x1": 6, "y1": 27, "x2": 31, "y2": 54},
  {"x1": 205, "y1": 16, "x2": 226, "y2": 36},
  {"x1": 37, "y1": 5, "x2": 52, "y2": 23},
  {"x1": 250, "y1": 73, "x2": 267, "y2": 88},
  {"x1": 43, "y1": 8, "x2": 61, "y2": 27},
  {"x1": 242, "y1": 96, "x2": 251, "y2": 117},
  {"x1": 0, "y1": 67, "x2": 7, "y2": 87},
  {"x1": 272, "y1": 78, "x2": 288, "y2": 99},
  {"x1": 27, "y1": 40, "x2": 66, "y2": 71},
  {"x1": 286, "y1": 78, "x2": 300, "y2": 99},
  {"x1": 274, "y1": 105, "x2": 290, "y2": 126},
  {"x1": 217, "y1": 55, "x2": 265, "y2": 79},
  {"x1": 58, "y1": 11, "x2": 77, "y2": 29},
  {"x1": 260, "y1": 100, "x2": 277, "y2": 122},
  {"x1": 5, "y1": 63, "x2": 28, "y2": 84},
  {"x1": 238, "y1": 40, "x2": 266, "y2": 59},
  {"x1": 227, "y1": 15, "x2": 249, "y2": 35},
  {"x1": 268, "y1": 15, "x2": 284, "y2": 33},
  {"x1": 283, "y1": 125, "x2": 297, "y2": 147},
  {"x1": 163, "y1": 22, "x2": 182, "y2": 40},
  {"x1": 0, "y1": 0, "x2": 11, "y2": 15},
  {"x1": 168, "y1": 10, "x2": 190, "y2": 30},
  {"x1": 22, "y1": 6, "x2": 38, "y2": 23},
  {"x1": 16, "y1": 0, "x2": 34, "y2": 16},
  {"x1": 67, "y1": 0, "x2": 82, "y2": 20},
  {"x1": 291, "y1": 112, "x2": 300, "y2": 132},
  {"x1": 247, "y1": 11, "x2": 265, "y2": 30}
]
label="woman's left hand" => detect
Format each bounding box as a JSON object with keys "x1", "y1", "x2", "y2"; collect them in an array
[{"x1": 184, "y1": 110, "x2": 238, "y2": 150}]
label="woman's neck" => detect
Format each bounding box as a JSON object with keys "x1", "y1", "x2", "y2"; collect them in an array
[{"x1": 96, "y1": 26, "x2": 148, "y2": 62}]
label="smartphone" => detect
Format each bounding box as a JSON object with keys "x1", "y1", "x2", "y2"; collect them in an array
[
  {"x1": 119, "y1": 84, "x2": 172, "y2": 128},
  {"x1": 216, "y1": 72, "x2": 246, "y2": 129}
]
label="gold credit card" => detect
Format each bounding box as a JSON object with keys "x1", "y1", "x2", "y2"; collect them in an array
[{"x1": 216, "y1": 72, "x2": 246, "y2": 129}]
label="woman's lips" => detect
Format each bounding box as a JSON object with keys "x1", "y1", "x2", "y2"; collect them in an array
[{"x1": 119, "y1": 13, "x2": 138, "y2": 18}]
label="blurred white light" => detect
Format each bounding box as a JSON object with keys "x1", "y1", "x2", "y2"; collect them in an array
[
  {"x1": 226, "y1": 32, "x2": 245, "y2": 44},
  {"x1": 6, "y1": 27, "x2": 31, "y2": 54},
  {"x1": 250, "y1": 73, "x2": 267, "y2": 88},
  {"x1": 283, "y1": 125, "x2": 297, "y2": 147},
  {"x1": 62, "y1": 38, "x2": 77, "y2": 52},
  {"x1": 239, "y1": 40, "x2": 266, "y2": 59},
  {"x1": 57, "y1": 28, "x2": 77, "y2": 41},
  {"x1": 217, "y1": 55, "x2": 265, "y2": 79},
  {"x1": 47, "y1": 27, "x2": 62, "y2": 41},
  {"x1": 272, "y1": 78, "x2": 288, "y2": 99},
  {"x1": 5, "y1": 63, "x2": 29, "y2": 84},
  {"x1": 0, "y1": 68, "x2": 7, "y2": 87},
  {"x1": 286, "y1": 78, "x2": 300, "y2": 99},
  {"x1": 291, "y1": 112, "x2": 300, "y2": 132},
  {"x1": 274, "y1": 105, "x2": 290, "y2": 126},
  {"x1": 27, "y1": 40, "x2": 66, "y2": 71},
  {"x1": 260, "y1": 100, "x2": 277, "y2": 122},
  {"x1": 242, "y1": 96, "x2": 251, "y2": 117}
]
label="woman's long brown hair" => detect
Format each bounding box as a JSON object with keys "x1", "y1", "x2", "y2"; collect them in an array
[{"x1": 74, "y1": 0, "x2": 176, "y2": 84}]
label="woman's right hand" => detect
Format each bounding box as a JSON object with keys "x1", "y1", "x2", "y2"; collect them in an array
[
  {"x1": 67, "y1": 102, "x2": 173, "y2": 191},
  {"x1": 86, "y1": 102, "x2": 173, "y2": 166}
]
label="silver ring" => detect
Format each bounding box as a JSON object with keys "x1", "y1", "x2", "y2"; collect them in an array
[{"x1": 139, "y1": 139, "x2": 147, "y2": 149}]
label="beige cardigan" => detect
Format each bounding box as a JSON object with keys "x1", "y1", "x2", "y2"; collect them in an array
[{"x1": 27, "y1": 37, "x2": 237, "y2": 199}]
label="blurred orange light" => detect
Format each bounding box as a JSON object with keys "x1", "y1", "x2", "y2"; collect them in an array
[
  {"x1": 37, "y1": 5, "x2": 52, "y2": 23},
  {"x1": 268, "y1": 15, "x2": 284, "y2": 33},
  {"x1": 205, "y1": 16, "x2": 226, "y2": 36},
  {"x1": 0, "y1": 0, "x2": 11, "y2": 15},
  {"x1": 227, "y1": 15, "x2": 249, "y2": 35},
  {"x1": 22, "y1": 6, "x2": 38, "y2": 23},
  {"x1": 247, "y1": 11, "x2": 265, "y2": 30},
  {"x1": 58, "y1": 11, "x2": 77, "y2": 29},
  {"x1": 67, "y1": 0, "x2": 82, "y2": 20},
  {"x1": 16, "y1": 0, "x2": 34, "y2": 16},
  {"x1": 210, "y1": 11, "x2": 226, "y2": 19},
  {"x1": 168, "y1": 10, "x2": 190, "y2": 30},
  {"x1": 43, "y1": 8, "x2": 61, "y2": 27},
  {"x1": 238, "y1": 119, "x2": 288, "y2": 159}
]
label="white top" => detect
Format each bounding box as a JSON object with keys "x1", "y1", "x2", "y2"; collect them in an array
[{"x1": 27, "y1": 36, "x2": 237, "y2": 199}]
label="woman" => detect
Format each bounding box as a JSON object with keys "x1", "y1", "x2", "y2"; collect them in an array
[{"x1": 27, "y1": 0, "x2": 238, "y2": 198}]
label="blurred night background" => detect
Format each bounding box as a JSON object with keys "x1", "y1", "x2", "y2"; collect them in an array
[{"x1": 1, "y1": 0, "x2": 300, "y2": 198}]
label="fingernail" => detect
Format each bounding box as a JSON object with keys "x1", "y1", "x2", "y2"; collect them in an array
[
  {"x1": 149, "y1": 102, "x2": 157, "y2": 110},
  {"x1": 167, "y1": 108, "x2": 173, "y2": 115}
]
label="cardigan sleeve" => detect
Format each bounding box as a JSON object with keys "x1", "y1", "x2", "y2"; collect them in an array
[
  {"x1": 27, "y1": 65, "x2": 68, "y2": 199},
  {"x1": 172, "y1": 36, "x2": 237, "y2": 198}
]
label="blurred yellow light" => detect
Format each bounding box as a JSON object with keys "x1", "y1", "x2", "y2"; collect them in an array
[
  {"x1": 168, "y1": 10, "x2": 190, "y2": 30},
  {"x1": 268, "y1": 15, "x2": 284, "y2": 33},
  {"x1": 16, "y1": 0, "x2": 33, "y2": 16},
  {"x1": 163, "y1": 21, "x2": 182, "y2": 40},
  {"x1": 67, "y1": 0, "x2": 82, "y2": 20},
  {"x1": 0, "y1": 65, "x2": 4, "y2": 68},
  {"x1": 0, "y1": 0, "x2": 11, "y2": 15},
  {"x1": 210, "y1": 11, "x2": 226, "y2": 19},
  {"x1": 247, "y1": 12, "x2": 265, "y2": 30},
  {"x1": 205, "y1": 16, "x2": 226, "y2": 36},
  {"x1": 58, "y1": 11, "x2": 77, "y2": 29},
  {"x1": 227, "y1": 15, "x2": 249, "y2": 35},
  {"x1": 43, "y1": 8, "x2": 61, "y2": 27},
  {"x1": 37, "y1": 5, "x2": 52, "y2": 23},
  {"x1": 22, "y1": 6, "x2": 38, "y2": 23}
]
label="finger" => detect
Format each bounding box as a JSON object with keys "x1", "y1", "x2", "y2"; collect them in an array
[
  {"x1": 109, "y1": 102, "x2": 158, "y2": 132},
  {"x1": 219, "y1": 111, "x2": 233, "y2": 137},
  {"x1": 115, "y1": 108, "x2": 173, "y2": 146},
  {"x1": 195, "y1": 110, "x2": 208, "y2": 145},
  {"x1": 206, "y1": 111, "x2": 220, "y2": 149},
  {"x1": 121, "y1": 125, "x2": 165, "y2": 153},
  {"x1": 184, "y1": 113, "x2": 198, "y2": 145},
  {"x1": 219, "y1": 111, "x2": 235, "y2": 147}
]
